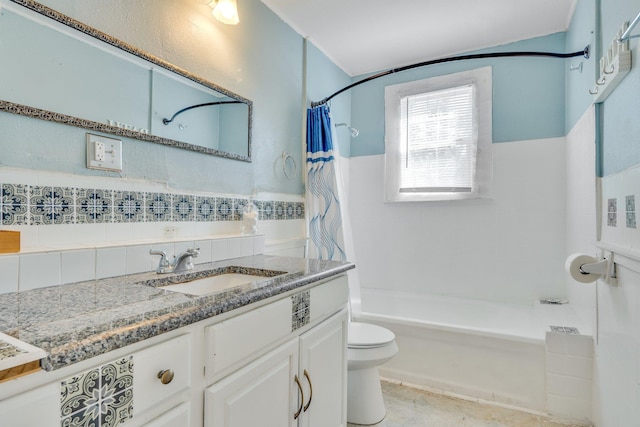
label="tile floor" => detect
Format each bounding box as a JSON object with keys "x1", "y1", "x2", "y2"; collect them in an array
[{"x1": 347, "y1": 381, "x2": 588, "y2": 427}]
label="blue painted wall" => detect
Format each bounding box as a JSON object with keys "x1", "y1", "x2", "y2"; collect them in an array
[
  {"x1": 0, "y1": 0, "x2": 306, "y2": 195},
  {"x1": 305, "y1": 42, "x2": 352, "y2": 157},
  {"x1": 598, "y1": 0, "x2": 640, "y2": 176},
  {"x1": 566, "y1": 0, "x2": 640, "y2": 176},
  {"x1": 565, "y1": 0, "x2": 597, "y2": 135},
  {"x1": 349, "y1": 33, "x2": 567, "y2": 157}
]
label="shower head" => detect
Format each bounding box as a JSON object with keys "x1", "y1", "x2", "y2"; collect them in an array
[{"x1": 335, "y1": 122, "x2": 359, "y2": 138}]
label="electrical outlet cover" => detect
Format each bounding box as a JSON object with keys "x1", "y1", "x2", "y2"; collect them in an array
[{"x1": 86, "y1": 133, "x2": 123, "y2": 171}]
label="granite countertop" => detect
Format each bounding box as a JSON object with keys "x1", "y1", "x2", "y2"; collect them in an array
[{"x1": 0, "y1": 255, "x2": 354, "y2": 371}]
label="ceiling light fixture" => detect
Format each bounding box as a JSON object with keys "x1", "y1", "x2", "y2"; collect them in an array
[{"x1": 208, "y1": 0, "x2": 239, "y2": 25}]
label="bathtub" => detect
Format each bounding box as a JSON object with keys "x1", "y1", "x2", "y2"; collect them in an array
[{"x1": 353, "y1": 289, "x2": 548, "y2": 412}]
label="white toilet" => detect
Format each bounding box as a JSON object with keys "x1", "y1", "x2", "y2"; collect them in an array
[{"x1": 347, "y1": 321, "x2": 398, "y2": 425}]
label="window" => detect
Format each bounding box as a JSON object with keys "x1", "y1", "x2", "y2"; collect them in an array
[{"x1": 384, "y1": 67, "x2": 492, "y2": 202}]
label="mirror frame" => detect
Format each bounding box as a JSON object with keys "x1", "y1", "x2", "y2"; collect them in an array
[{"x1": 0, "y1": 0, "x2": 253, "y2": 162}]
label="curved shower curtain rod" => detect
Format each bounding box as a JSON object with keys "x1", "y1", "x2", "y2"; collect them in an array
[
  {"x1": 310, "y1": 45, "x2": 591, "y2": 108},
  {"x1": 162, "y1": 100, "x2": 243, "y2": 125}
]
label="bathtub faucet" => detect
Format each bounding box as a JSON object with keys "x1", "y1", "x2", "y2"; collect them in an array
[{"x1": 150, "y1": 247, "x2": 200, "y2": 274}]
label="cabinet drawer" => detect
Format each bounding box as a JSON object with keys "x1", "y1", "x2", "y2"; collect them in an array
[
  {"x1": 310, "y1": 275, "x2": 349, "y2": 323},
  {"x1": 134, "y1": 334, "x2": 191, "y2": 415},
  {"x1": 205, "y1": 297, "x2": 291, "y2": 379}
]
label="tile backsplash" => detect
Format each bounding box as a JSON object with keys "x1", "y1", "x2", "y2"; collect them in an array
[{"x1": 0, "y1": 234, "x2": 266, "y2": 294}]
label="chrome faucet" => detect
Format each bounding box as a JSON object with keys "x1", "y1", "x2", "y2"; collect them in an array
[{"x1": 150, "y1": 247, "x2": 200, "y2": 274}]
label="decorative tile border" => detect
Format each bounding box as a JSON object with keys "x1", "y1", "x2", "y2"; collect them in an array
[
  {"x1": 291, "y1": 290, "x2": 310, "y2": 331},
  {"x1": 60, "y1": 355, "x2": 134, "y2": 427},
  {"x1": 0, "y1": 182, "x2": 304, "y2": 226}
]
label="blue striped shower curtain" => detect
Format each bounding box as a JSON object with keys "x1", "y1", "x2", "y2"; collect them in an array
[{"x1": 306, "y1": 105, "x2": 347, "y2": 261}]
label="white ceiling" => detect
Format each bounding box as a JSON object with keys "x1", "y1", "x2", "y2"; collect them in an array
[{"x1": 260, "y1": 0, "x2": 577, "y2": 76}]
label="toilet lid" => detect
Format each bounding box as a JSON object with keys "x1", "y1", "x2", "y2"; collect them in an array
[{"x1": 348, "y1": 322, "x2": 395, "y2": 348}]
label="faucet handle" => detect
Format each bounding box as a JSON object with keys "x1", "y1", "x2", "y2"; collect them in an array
[
  {"x1": 150, "y1": 249, "x2": 170, "y2": 267},
  {"x1": 186, "y1": 247, "x2": 200, "y2": 257}
]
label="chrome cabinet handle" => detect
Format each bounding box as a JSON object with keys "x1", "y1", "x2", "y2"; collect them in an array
[
  {"x1": 294, "y1": 374, "x2": 304, "y2": 419},
  {"x1": 157, "y1": 369, "x2": 175, "y2": 385},
  {"x1": 303, "y1": 369, "x2": 313, "y2": 412}
]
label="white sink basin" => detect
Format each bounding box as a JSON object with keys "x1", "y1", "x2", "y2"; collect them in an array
[{"x1": 161, "y1": 273, "x2": 274, "y2": 296}]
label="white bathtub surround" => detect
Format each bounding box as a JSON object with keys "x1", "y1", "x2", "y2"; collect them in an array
[
  {"x1": 545, "y1": 330, "x2": 593, "y2": 422},
  {"x1": 348, "y1": 138, "x2": 567, "y2": 306},
  {"x1": 353, "y1": 289, "x2": 593, "y2": 423}
]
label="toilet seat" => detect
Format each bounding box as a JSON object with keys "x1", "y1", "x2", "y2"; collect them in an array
[{"x1": 348, "y1": 322, "x2": 395, "y2": 349}]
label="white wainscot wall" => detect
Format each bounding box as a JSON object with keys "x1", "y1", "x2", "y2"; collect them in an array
[
  {"x1": 565, "y1": 105, "x2": 640, "y2": 426},
  {"x1": 348, "y1": 138, "x2": 568, "y2": 305}
]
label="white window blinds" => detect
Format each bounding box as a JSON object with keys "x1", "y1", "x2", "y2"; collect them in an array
[
  {"x1": 399, "y1": 84, "x2": 476, "y2": 194},
  {"x1": 384, "y1": 66, "x2": 492, "y2": 202}
]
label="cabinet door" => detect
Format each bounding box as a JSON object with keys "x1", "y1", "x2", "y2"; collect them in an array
[
  {"x1": 0, "y1": 382, "x2": 59, "y2": 427},
  {"x1": 298, "y1": 309, "x2": 348, "y2": 427},
  {"x1": 141, "y1": 403, "x2": 190, "y2": 427},
  {"x1": 205, "y1": 338, "x2": 299, "y2": 427}
]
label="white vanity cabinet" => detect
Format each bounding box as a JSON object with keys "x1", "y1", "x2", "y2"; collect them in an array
[
  {"x1": 0, "y1": 273, "x2": 349, "y2": 427},
  {"x1": 204, "y1": 275, "x2": 349, "y2": 427}
]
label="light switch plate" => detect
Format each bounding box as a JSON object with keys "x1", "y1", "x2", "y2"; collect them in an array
[{"x1": 86, "y1": 133, "x2": 122, "y2": 171}]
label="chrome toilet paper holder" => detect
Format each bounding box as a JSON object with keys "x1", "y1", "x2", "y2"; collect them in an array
[{"x1": 579, "y1": 256, "x2": 617, "y2": 279}]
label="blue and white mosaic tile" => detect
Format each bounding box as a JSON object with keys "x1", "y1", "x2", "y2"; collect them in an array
[
  {"x1": 0, "y1": 181, "x2": 303, "y2": 226},
  {"x1": 113, "y1": 191, "x2": 144, "y2": 223},
  {"x1": 626, "y1": 195, "x2": 636, "y2": 229},
  {"x1": 195, "y1": 196, "x2": 216, "y2": 222},
  {"x1": 260, "y1": 201, "x2": 275, "y2": 220},
  {"x1": 216, "y1": 197, "x2": 234, "y2": 221},
  {"x1": 77, "y1": 189, "x2": 112, "y2": 224},
  {"x1": 60, "y1": 356, "x2": 133, "y2": 427},
  {"x1": 146, "y1": 192, "x2": 171, "y2": 222},
  {"x1": 274, "y1": 201, "x2": 287, "y2": 220},
  {"x1": 173, "y1": 194, "x2": 195, "y2": 222},
  {"x1": 607, "y1": 198, "x2": 617, "y2": 227},
  {"x1": 1, "y1": 183, "x2": 28, "y2": 225},
  {"x1": 291, "y1": 290, "x2": 310, "y2": 331},
  {"x1": 30, "y1": 186, "x2": 74, "y2": 225}
]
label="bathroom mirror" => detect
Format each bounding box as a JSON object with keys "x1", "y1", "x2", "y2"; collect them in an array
[{"x1": 0, "y1": 0, "x2": 252, "y2": 161}]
